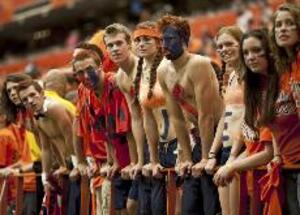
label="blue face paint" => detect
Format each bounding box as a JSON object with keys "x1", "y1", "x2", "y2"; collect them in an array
[
  {"x1": 86, "y1": 67, "x2": 100, "y2": 90},
  {"x1": 162, "y1": 26, "x2": 184, "y2": 60}
]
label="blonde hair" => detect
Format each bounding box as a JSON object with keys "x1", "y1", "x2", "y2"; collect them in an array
[{"x1": 103, "y1": 23, "x2": 132, "y2": 45}]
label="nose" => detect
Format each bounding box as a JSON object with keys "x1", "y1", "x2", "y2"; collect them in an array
[
  {"x1": 222, "y1": 45, "x2": 231, "y2": 53},
  {"x1": 279, "y1": 23, "x2": 289, "y2": 32},
  {"x1": 83, "y1": 72, "x2": 89, "y2": 79},
  {"x1": 10, "y1": 88, "x2": 17, "y2": 96},
  {"x1": 217, "y1": 46, "x2": 227, "y2": 55},
  {"x1": 246, "y1": 52, "x2": 257, "y2": 63},
  {"x1": 111, "y1": 44, "x2": 119, "y2": 52},
  {"x1": 27, "y1": 97, "x2": 34, "y2": 105},
  {"x1": 138, "y1": 41, "x2": 145, "y2": 48}
]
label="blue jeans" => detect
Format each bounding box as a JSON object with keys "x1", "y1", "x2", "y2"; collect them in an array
[
  {"x1": 138, "y1": 139, "x2": 178, "y2": 215},
  {"x1": 181, "y1": 143, "x2": 220, "y2": 215},
  {"x1": 113, "y1": 176, "x2": 132, "y2": 210},
  {"x1": 283, "y1": 171, "x2": 300, "y2": 215}
]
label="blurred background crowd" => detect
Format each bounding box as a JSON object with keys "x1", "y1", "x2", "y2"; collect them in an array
[{"x1": 0, "y1": 0, "x2": 297, "y2": 79}]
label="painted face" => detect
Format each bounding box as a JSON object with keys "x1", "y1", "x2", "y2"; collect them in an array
[
  {"x1": 19, "y1": 85, "x2": 44, "y2": 113},
  {"x1": 162, "y1": 26, "x2": 184, "y2": 60},
  {"x1": 6, "y1": 82, "x2": 21, "y2": 105},
  {"x1": 242, "y1": 37, "x2": 268, "y2": 75},
  {"x1": 216, "y1": 33, "x2": 240, "y2": 65},
  {"x1": 134, "y1": 35, "x2": 158, "y2": 58},
  {"x1": 73, "y1": 57, "x2": 100, "y2": 90},
  {"x1": 275, "y1": 10, "x2": 299, "y2": 49},
  {"x1": 105, "y1": 33, "x2": 131, "y2": 64}
]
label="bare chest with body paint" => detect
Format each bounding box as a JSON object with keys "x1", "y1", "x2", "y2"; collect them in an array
[{"x1": 164, "y1": 61, "x2": 198, "y2": 124}]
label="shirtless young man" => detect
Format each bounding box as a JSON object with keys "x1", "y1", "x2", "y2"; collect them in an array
[
  {"x1": 17, "y1": 80, "x2": 75, "y2": 188},
  {"x1": 103, "y1": 24, "x2": 142, "y2": 177},
  {"x1": 103, "y1": 23, "x2": 147, "y2": 213},
  {"x1": 157, "y1": 15, "x2": 223, "y2": 215}
]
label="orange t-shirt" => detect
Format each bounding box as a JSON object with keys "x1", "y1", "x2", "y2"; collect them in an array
[
  {"x1": 267, "y1": 53, "x2": 300, "y2": 164},
  {"x1": 0, "y1": 127, "x2": 20, "y2": 201},
  {"x1": 9, "y1": 123, "x2": 37, "y2": 192},
  {"x1": 76, "y1": 73, "x2": 131, "y2": 168},
  {"x1": 242, "y1": 123, "x2": 270, "y2": 156},
  {"x1": 76, "y1": 83, "x2": 106, "y2": 163},
  {"x1": 0, "y1": 128, "x2": 19, "y2": 167}
]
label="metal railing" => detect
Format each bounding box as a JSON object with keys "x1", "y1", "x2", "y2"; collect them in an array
[{"x1": 1, "y1": 164, "x2": 299, "y2": 215}]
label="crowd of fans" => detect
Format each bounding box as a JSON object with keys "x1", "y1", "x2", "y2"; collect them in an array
[{"x1": 0, "y1": 1, "x2": 299, "y2": 215}]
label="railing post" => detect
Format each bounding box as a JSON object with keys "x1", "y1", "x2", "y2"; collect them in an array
[
  {"x1": 0, "y1": 178, "x2": 7, "y2": 215},
  {"x1": 15, "y1": 175, "x2": 24, "y2": 215},
  {"x1": 167, "y1": 169, "x2": 176, "y2": 215},
  {"x1": 80, "y1": 175, "x2": 90, "y2": 215}
]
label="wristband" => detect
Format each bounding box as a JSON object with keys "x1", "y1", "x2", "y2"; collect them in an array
[
  {"x1": 71, "y1": 155, "x2": 78, "y2": 168},
  {"x1": 41, "y1": 172, "x2": 48, "y2": 186}
]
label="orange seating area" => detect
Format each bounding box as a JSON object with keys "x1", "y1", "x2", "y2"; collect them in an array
[
  {"x1": 0, "y1": 0, "x2": 72, "y2": 24},
  {"x1": 190, "y1": 11, "x2": 237, "y2": 38},
  {"x1": 0, "y1": 9, "x2": 242, "y2": 77},
  {"x1": 0, "y1": 49, "x2": 73, "y2": 76},
  {"x1": 0, "y1": 1, "x2": 287, "y2": 77}
]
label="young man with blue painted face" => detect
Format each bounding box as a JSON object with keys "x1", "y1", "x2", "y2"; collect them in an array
[
  {"x1": 157, "y1": 15, "x2": 223, "y2": 215},
  {"x1": 72, "y1": 47, "x2": 134, "y2": 215}
]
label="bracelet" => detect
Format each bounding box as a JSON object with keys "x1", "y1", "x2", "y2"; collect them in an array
[
  {"x1": 41, "y1": 172, "x2": 48, "y2": 186},
  {"x1": 274, "y1": 154, "x2": 281, "y2": 158}
]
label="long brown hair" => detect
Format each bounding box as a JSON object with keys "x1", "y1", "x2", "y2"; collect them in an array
[
  {"x1": 270, "y1": 3, "x2": 300, "y2": 75},
  {"x1": 1, "y1": 73, "x2": 32, "y2": 123},
  {"x1": 133, "y1": 21, "x2": 163, "y2": 103},
  {"x1": 240, "y1": 29, "x2": 278, "y2": 128}
]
